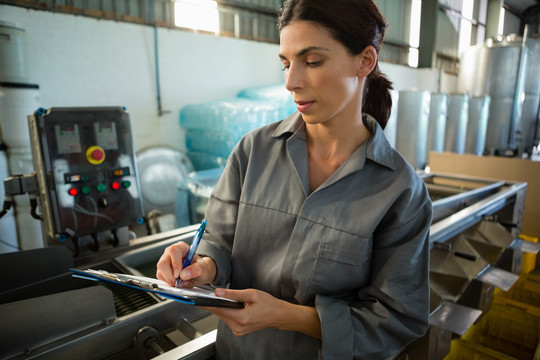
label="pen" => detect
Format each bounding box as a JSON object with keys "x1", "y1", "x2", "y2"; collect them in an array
[{"x1": 175, "y1": 219, "x2": 207, "y2": 287}]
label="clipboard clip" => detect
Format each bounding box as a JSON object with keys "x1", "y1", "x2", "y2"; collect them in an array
[{"x1": 84, "y1": 269, "x2": 159, "y2": 290}]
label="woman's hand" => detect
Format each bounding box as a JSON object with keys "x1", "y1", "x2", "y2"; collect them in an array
[
  {"x1": 156, "y1": 242, "x2": 216, "y2": 288},
  {"x1": 203, "y1": 288, "x2": 322, "y2": 339}
]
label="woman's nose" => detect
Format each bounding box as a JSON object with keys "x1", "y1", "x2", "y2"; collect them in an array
[{"x1": 284, "y1": 64, "x2": 303, "y2": 92}]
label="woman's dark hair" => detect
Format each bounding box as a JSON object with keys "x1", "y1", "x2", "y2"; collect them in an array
[{"x1": 278, "y1": 0, "x2": 393, "y2": 129}]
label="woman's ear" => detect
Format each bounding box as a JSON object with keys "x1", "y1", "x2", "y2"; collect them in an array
[{"x1": 356, "y1": 46, "x2": 377, "y2": 78}]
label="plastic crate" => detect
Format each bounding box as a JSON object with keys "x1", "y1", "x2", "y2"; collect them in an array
[
  {"x1": 521, "y1": 234, "x2": 538, "y2": 274},
  {"x1": 466, "y1": 298, "x2": 540, "y2": 359},
  {"x1": 444, "y1": 338, "x2": 519, "y2": 360},
  {"x1": 495, "y1": 272, "x2": 540, "y2": 307}
]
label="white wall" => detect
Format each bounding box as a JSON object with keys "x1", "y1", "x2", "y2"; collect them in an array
[
  {"x1": 1, "y1": 5, "x2": 285, "y2": 152},
  {"x1": 380, "y1": 62, "x2": 457, "y2": 94},
  {"x1": 1, "y1": 5, "x2": 457, "y2": 153}
]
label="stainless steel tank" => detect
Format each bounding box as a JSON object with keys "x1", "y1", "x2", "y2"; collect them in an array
[
  {"x1": 445, "y1": 93, "x2": 469, "y2": 155},
  {"x1": 466, "y1": 95, "x2": 490, "y2": 156},
  {"x1": 427, "y1": 93, "x2": 448, "y2": 161},
  {"x1": 458, "y1": 34, "x2": 540, "y2": 156},
  {"x1": 396, "y1": 90, "x2": 430, "y2": 169},
  {"x1": 383, "y1": 89, "x2": 399, "y2": 148}
]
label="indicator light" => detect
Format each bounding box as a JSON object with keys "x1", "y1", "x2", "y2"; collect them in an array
[
  {"x1": 111, "y1": 182, "x2": 120, "y2": 190},
  {"x1": 68, "y1": 188, "x2": 78, "y2": 196},
  {"x1": 97, "y1": 183, "x2": 106, "y2": 193},
  {"x1": 81, "y1": 186, "x2": 91, "y2": 195},
  {"x1": 122, "y1": 180, "x2": 131, "y2": 188}
]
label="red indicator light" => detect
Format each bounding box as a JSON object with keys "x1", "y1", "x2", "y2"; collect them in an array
[
  {"x1": 68, "y1": 188, "x2": 78, "y2": 196},
  {"x1": 111, "y1": 182, "x2": 120, "y2": 190}
]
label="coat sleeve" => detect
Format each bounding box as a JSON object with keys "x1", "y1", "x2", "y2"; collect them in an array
[
  {"x1": 196, "y1": 146, "x2": 245, "y2": 286},
  {"x1": 316, "y1": 183, "x2": 432, "y2": 360}
]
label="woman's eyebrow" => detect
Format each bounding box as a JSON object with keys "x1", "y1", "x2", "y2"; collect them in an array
[{"x1": 279, "y1": 46, "x2": 331, "y2": 61}]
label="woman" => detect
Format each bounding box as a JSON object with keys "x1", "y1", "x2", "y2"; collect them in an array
[{"x1": 157, "y1": 0, "x2": 432, "y2": 358}]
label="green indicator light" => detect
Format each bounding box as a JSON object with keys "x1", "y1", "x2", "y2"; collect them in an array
[
  {"x1": 122, "y1": 180, "x2": 131, "y2": 188},
  {"x1": 81, "y1": 186, "x2": 91, "y2": 195},
  {"x1": 96, "y1": 183, "x2": 106, "y2": 193}
]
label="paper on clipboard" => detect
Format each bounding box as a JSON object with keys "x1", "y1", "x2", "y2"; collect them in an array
[{"x1": 70, "y1": 268, "x2": 243, "y2": 308}]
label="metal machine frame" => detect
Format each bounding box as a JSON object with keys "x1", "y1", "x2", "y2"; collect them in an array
[{"x1": 0, "y1": 172, "x2": 535, "y2": 360}]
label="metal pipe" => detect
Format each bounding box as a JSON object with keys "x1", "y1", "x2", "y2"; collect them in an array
[
  {"x1": 150, "y1": 0, "x2": 168, "y2": 117},
  {"x1": 509, "y1": 24, "x2": 529, "y2": 153}
]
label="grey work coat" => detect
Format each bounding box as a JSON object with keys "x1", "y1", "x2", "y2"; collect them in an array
[{"x1": 197, "y1": 112, "x2": 433, "y2": 359}]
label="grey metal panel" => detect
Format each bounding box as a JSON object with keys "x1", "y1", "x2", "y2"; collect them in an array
[
  {"x1": 153, "y1": 329, "x2": 217, "y2": 360},
  {"x1": 0, "y1": 286, "x2": 117, "y2": 359},
  {"x1": 439, "y1": 0, "x2": 464, "y2": 10},
  {"x1": 436, "y1": 8, "x2": 460, "y2": 59},
  {"x1": 429, "y1": 302, "x2": 482, "y2": 335},
  {"x1": 375, "y1": 0, "x2": 412, "y2": 46}
]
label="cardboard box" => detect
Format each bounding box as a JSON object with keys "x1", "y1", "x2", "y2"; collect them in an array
[{"x1": 429, "y1": 152, "x2": 540, "y2": 238}]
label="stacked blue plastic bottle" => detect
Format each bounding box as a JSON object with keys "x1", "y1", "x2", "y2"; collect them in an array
[
  {"x1": 237, "y1": 83, "x2": 297, "y2": 119},
  {"x1": 180, "y1": 84, "x2": 296, "y2": 170}
]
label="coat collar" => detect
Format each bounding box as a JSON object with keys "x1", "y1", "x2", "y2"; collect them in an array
[{"x1": 272, "y1": 111, "x2": 396, "y2": 171}]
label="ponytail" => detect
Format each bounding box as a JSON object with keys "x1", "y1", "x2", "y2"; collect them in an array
[{"x1": 363, "y1": 65, "x2": 393, "y2": 130}]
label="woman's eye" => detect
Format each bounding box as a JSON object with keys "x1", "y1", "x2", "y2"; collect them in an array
[{"x1": 306, "y1": 61, "x2": 322, "y2": 67}]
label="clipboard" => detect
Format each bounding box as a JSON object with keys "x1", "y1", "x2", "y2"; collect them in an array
[{"x1": 70, "y1": 268, "x2": 243, "y2": 309}]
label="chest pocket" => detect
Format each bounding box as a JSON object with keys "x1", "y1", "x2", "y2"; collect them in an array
[{"x1": 310, "y1": 226, "x2": 372, "y2": 296}]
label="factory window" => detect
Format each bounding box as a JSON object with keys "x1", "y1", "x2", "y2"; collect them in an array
[
  {"x1": 499, "y1": 7, "x2": 506, "y2": 36},
  {"x1": 458, "y1": 0, "x2": 474, "y2": 56},
  {"x1": 174, "y1": 0, "x2": 220, "y2": 34},
  {"x1": 408, "y1": 0, "x2": 422, "y2": 67}
]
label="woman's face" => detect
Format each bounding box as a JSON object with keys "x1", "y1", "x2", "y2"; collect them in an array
[{"x1": 279, "y1": 20, "x2": 367, "y2": 126}]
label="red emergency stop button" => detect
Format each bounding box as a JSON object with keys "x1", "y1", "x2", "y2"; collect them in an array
[
  {"x1": 91, "y1": 148, "x2": 104, "y2": 160},
  {"x1": 86, "y1": 146, "x2": 106, "y2": 165}
]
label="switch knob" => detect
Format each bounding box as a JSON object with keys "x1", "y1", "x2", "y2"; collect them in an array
[{"x1": 86, "y1": 146, "x2": 106, "y2": 165}]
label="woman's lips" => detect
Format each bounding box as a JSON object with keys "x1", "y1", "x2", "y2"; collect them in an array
[{"x1": 295, "y1": 100, "x2": 315, "y2": 112}]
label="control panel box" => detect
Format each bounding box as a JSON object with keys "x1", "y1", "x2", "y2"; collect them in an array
[{"x1": 28, "y1": 107, "x2": 144, "y2": 242}]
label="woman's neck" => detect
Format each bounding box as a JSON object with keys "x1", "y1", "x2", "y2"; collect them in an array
[
  {"x1": 306, "y1": 115, "x2": 371, "y2": 192},
  {"x1": 306, "y1": 114, "x2": 369, "y2": 159}
]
